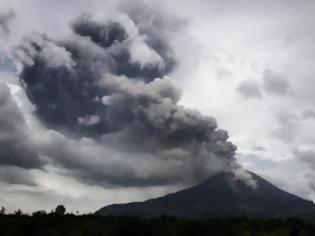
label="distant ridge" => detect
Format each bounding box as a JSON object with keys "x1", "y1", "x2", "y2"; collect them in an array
[{"x1": 97, "y1": 171, "x2": 315, "y2": 218}]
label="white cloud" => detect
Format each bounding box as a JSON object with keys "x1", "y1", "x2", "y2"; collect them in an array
[
  {"x1": 78, "y1": 115, "x2": 100, "y2": 126},
  {"x1": 129, "y1": 35, "x2": 164, "y2": 68}
]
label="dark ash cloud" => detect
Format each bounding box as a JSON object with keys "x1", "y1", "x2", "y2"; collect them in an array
[
  {"x1": 16, "y1": 14, "x2": 177, "y2": 137},
  {"x1": 9, "y1": 6, "x2": 247, "y2": 188},
  {"x1": 30, "y1": 74, "x2": 238, "y2": 187},
  {"x1": 72, "y1": 20, "x2": 128, "y2": 49},
  {"x1": 72, "y1": 16, "x2": 176, "y2": 81}
]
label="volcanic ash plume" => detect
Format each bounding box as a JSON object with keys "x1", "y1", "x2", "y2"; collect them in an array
[{"x1": 9, "y1": 11, "x2": 254, "y2": 188}]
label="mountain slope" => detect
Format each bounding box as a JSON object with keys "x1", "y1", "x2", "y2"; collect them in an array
[{"x1": 97, "y1": 172, "x2": 315, "y2": 218}]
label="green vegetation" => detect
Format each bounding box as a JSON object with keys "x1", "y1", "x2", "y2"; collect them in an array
[{"x1": 0, "y1": 206, "x2": 315, "y2": 236}]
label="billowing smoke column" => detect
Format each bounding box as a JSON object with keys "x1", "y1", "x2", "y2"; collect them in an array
[
  {"x1": 12, "y1": 13, "x2": 243, "y2": 187},
  {"x1": 16, "y1": 16, "x2": 176, "y2": 137}
]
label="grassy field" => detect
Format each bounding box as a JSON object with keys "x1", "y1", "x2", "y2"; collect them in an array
[{"x1": 0, "y1": 213, "x2": 315, "y2": 236}]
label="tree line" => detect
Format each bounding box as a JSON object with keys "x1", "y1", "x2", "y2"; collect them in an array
[{"x1": 0, "y1": 205, "x2": 315, "y2": 236}]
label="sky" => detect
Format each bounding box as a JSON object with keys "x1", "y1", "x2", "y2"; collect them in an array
[{"x1": 1, "y1": 0, "x2": 315, "y2": 213}]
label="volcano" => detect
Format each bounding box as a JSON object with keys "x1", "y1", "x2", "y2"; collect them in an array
[{"x1": 97, "y1": 171, "x2": 315, "y2": 218}]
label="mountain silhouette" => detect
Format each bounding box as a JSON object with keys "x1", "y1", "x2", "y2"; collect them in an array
[{"x1": 97, "y1": 171, "x2": 315, "y2": 218}]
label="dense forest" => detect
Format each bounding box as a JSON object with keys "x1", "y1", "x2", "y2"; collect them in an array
[{"x1": 1, "y1": 206, "x2": 315, "y2": 236}]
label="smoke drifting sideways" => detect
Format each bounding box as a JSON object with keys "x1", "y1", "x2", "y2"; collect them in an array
[
  {"x1": 9, "y1": 11, "x2": 255, "y2": 188},
  {"x1": 0, "y1": 9, "x2": 14, "y2": 36}
]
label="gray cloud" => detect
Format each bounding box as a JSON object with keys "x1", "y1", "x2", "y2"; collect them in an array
[
  {"x1": 272, "y1": 111, "x2": 300, "y2": 143},
  {"x1": 0, "y1": 82, "x2": 43, "y2": 187},
  {"x1": 237, "y1": 79, "x2": 262, "y2": 99},
  {"x1": 0, "y1": 83, "x2": 42, "y2": 169},
  {"x1": 290, "y1": 149, "x2": 315, "y2": 197},
  {"x1": 302, "y1": 110, "x2": 315, "y2": 119},
  {"x1": 0, "y1": 8, "x2": 14, "y2": 35},
  {"x1": 263, "y1": 69, "x2": 291, "y2": 95},
  {"x1": 0, "y1": 166, "x2": 37, "y2": 186},
  {"x1": 215, "y1": 67, "x2": 232, "y2": 79},
  {"x1": 253, "y1": 146, "x2": 267, "y2": 152},
  {"x1": 295, "y1": 149, "x2": 315, "y2": 169},
  {"x1": 0, "y1": 51, "x2": 16, "y2": 72}
]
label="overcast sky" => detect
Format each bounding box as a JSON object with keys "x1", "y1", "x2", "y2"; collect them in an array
[{"x1": 1, "y1": 0, "x2": 315, "y2": 213}]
